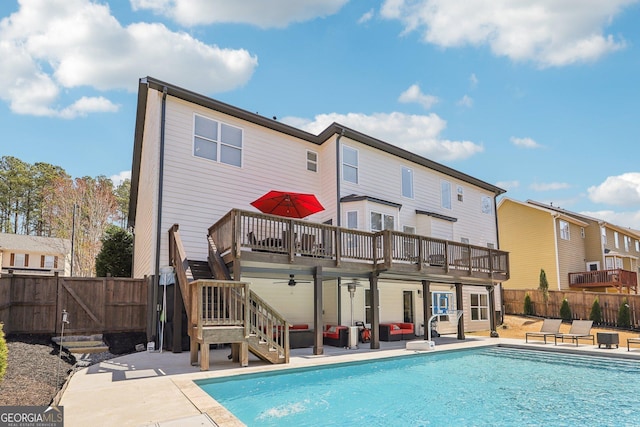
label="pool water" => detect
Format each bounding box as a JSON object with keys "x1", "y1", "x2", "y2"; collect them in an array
[{"x1": 196, "y1": 346, "x2": 640, "y2": 426}]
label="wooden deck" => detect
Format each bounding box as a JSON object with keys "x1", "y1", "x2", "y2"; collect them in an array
[
  {"x1": 209, "y1": 209, "x2": 509, "y2": 285},
  {"x1": 569, "y1": 269, "x2": 638, "y2": 293}
]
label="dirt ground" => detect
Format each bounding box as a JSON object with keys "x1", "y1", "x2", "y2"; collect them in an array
[{"x1": 469, "y1": 315, "x2": 639, "y2": 346}]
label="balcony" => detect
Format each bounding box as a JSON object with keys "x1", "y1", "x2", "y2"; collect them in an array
[
  {"x1": 568, "y1": 269, "x2": 638, "y2": 293},
  {"x1": 208, "y1": 209, "x2": 509, "y2": 284}
]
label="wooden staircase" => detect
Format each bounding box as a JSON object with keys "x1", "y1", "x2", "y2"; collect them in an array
[{"x1": 169, "y1": 224, "x2": 290, "y2": 369}]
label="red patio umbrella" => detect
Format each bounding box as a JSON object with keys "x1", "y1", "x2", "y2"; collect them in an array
[{"x1": 250, "y1": 190, "x2": 324, "y2": 218}]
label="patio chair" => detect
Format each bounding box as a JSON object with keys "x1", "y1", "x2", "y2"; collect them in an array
[
  {"x1": 627, "y1": 336, "x2": 640, "y2": 351},
  {"x1": 554, "y1": 320, "x2": 594, "y2": 346},
  {"x1": 525, "y1": 318, "x2": 562, "y2": 344}
]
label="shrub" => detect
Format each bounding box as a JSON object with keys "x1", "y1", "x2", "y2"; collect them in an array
[
  {"x1": 618, "y1": 298, "x2": 631, "y2": 329},
  {"x1": 0, "y1": 323, "x2": 7, "y2": 382},
  {"x1": 589, "y1": 297, "x2": 602, "y2": 325},
  {"x1": 524, "y1": 293, "x2": 534, "y2": 316},
  {"x1": 560, "y1": 298, "x2": 572, "y2": 321}
]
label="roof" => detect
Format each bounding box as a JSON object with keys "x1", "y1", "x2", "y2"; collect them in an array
[
  {"x1": 0, "y1": 233, "x2": 71, "y2": 254},
  {"x1": 340, "y1": 194, "x2": 402, "y2": 209},
  {"x1": 497, "y1": 197, "x2": 589, "y2": 226},
  {"x1": 129, "y1": 76, "x2": 506, "y2": 227}
]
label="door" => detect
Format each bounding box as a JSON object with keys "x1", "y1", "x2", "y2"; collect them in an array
[{"x1": 403, "y1": 290, "x2": 414, "y2": 323}]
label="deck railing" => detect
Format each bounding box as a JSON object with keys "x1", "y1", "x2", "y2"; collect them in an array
[
  {"x1": 569, "y1": 269, "x2": 638, "y2": 290},
  {"x1": 208, "y1": 209, "x2": 509, "y2": 279}
]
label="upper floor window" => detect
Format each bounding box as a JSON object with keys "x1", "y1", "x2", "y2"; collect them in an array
[
  {"x1": 636, "y1": 240, "x2": 640, "y2": 252},
  {"x1": 306, "y1": 150, "x2": 318, "y2": 172},
  {"x1": 559, "y1": 220, "x2": 570, "y2": 240},
  {"x1": 401, "y1": 167, "x2": 414, "y2": 198},
  {"x1": 487, "y1": 243, "x2": 495, "y2": 249},
  {"x1": 580, "y1": 227, "x2": 585, "y2": 238},
  {"x1": 441, "y1": 181, "x2": 451, "y2": 209},
  {"x1": 194, "y1": 115, "x2": 242, "y2": 167},
  {"x1": 342, "y1": 146, "x2": 358, "y2": 183},
  {"x1": 371, "y1": 212, "x2": 394, "y2": 231},
  {"x1": 614, "y1": 231, "x2": 619, "y2": 248},
  {"x1": 481, "y1": 196, "x2": 492, "y2": 214},
  {"x1": 624, "y1": 235, "x2": 630, "y2": 252},
  {"x1": 461, "y1": 237, "x2": 470, "y2": 244},
  {"x1": 41, "y1": 255, "x2": 57, "y2": 269},
  {"x1": 601, "y1": 227, "x2": 607, "y2": 244},
  {"x1": 457, "y1": 185, "x2": 464, "y2": 202}
]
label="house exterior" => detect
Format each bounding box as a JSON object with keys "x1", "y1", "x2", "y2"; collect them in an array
[
  {"x1": 0, "y1": 233, "x2": 71, "y2": 276},
  {"x1": 129, "y1": 77, "x2": 509, "y2": 355},
  {"x1": 497, "y1": 198, "x2": 639, "y2": 293}
]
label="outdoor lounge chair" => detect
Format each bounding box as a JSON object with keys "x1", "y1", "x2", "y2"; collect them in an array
[
  {"x1": 554, "y1": 320, "x2": 594, "y2": 346},
  {"x1": 525, "y1": 318, "x2": 562, "y2": 344},
  {"x1": 627, "y1": 337, "x2": 640, "y2": 351}
]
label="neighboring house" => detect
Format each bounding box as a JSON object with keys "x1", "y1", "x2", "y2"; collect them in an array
[
  {"x1": 497, "y1": 198, "x2": 639, "y2": 293},
  {"x1": 129, "y1": 77, "x2": 509, "y2": 356},
  {"x1": 0, "y1": 233, "x2": 71, "y2": 277}
]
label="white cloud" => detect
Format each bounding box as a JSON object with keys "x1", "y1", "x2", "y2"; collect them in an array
[
  {"x1": 398, "y1": 84, "x2": 439, "y2": 109},
  {"x1": 110, "y1": 170, "x2": 132, "y2": 187},
  {"x1": 530, "y1": 182, "x2": 572, "y2": 191},
  {"x1": 580, "y1": 210, "x2": 640, "y2": 230},
  {"x1": 380, "y1": 0, "x2": 633, "y2": 67},
  {"x1": 132, "y1": 0, "x2": 348, "y2": 28},
  {"x1": 470, "y1": 73, "x2": 478, "y2": 87},
  {"x1": 0, "y1": 0, "x2": 258, "y2": 117},
  {"x1": 510, "y1": 136, "x2": 542, "y2": 149},
  {"x1": 358, "y1": 9, "x2": 375, "y2": 24},
  {"x1": 588, "y1": 173, "x2": 640, "y2": 206},
  {"x1": 281, "y1": 111, "x2": 483, "y2": 162},
  {"x1": 457, "y1": 95, "x2": 473, "y2": 108},
  {"x1": 496, "y1": 180, "x2": 519, "y2": 190}
]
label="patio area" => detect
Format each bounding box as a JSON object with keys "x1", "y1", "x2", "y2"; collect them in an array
[{"x1": 58, "y1": 334, "x2": 640, "y2": 426}]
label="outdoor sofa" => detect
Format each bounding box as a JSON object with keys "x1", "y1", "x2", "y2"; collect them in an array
[
  {"x1": 379, "y1": 322, "x2": 415, "y2": 341},
  {"x1": 323, "y1": 325, "x2": 349, "y2": 347}
]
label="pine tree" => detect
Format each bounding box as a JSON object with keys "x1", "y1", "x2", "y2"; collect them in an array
[
  {"x1": 618, "y1": 297, "x2": 631, "y2": 328},
  {"x1": 524, "y1": 293, "x2": 534, "y2": 316},
  {"x1": 560, "y1": 298, "x2": 572, "y2": 321},
  {"x1": 589, "y1": 297, "x2": 602, "y2": 325}
]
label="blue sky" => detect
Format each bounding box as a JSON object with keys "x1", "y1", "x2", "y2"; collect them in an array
[{"x1": 1, "y1": 0, "x2": 639, "y2": 228}]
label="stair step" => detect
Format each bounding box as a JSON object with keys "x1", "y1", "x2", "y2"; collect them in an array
[{"x1": 52, "y1": 335, "x2": 109, "y2": 354}]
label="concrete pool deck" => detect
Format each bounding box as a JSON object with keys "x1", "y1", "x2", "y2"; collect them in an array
[{"x1": 59, "y1": 336, "x2": 640, "y2": 426}]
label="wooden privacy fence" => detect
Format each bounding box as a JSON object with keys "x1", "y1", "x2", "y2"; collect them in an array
[
  {"x1": 0, "y1": 273, "x2": 148, "y2": 335},
  {"x1": 503, "y1": 289, "x2": 640, "y2": 329}
]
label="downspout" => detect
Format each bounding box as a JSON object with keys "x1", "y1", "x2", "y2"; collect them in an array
[
  {"x1": 153, "y1": 86, "x2": 168, "y2": 344},
  {"x1": 336, "y1": 128, "x2": 344, "y2": 324},
  {"x1": 552, "y1": 213, "x2": 561, "y2": 290}
]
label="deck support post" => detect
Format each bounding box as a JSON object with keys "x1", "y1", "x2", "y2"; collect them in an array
[
  {"x1": 486, "y1": 285, "x2": 499, "y2": 337},
  {"x1": 422, "y1": 280, "x2": 430, "y2": 338},
  {"x1": 313, "y1": 266, "x2": 324, "y2": 355},
  {"x1": 455, "y1": 283, "x2": 465, "y2": 340},
  {"x1": 370, "y1": 272, "x2": 380, "y2": 349}
]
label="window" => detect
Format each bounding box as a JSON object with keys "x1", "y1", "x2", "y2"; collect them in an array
[
  {"x1": 601, "y1": 227, "x2": 607, "y2": 244},
  {"x1": 457, "y1": 186, "x2": 464, "y2": 202},
  {"x1": 10, "y1": 253, "x2": 27, "y2": 267},
  {"x1": 470, "y1": 293, "x2": 489, "y2": 321},
  {"x1": 636, "y1": 240, "x2": 639, "y2": 252},
  {"x1": 559, "y1": 220, "x2": 570, "y2": 240},
  {"x1": 614, "y1": 231, "x2": 619, "y2": 248},
  {"x1": 306, "y1": 150, "x2": 318, "y2": 172},
  {"x1": 625, "y1": 235, "x2": 630, "y2": 252},
  {"x1": 370, "y1": 212, "x2": 394, "y2": 231},
  {"x1": 193, "y1": 115, "x2": 242, "y2": 167},
  {"x1": 461, "y1": 237, "x2": 469, "y2": 244},
  {"x1": 580, "y1": 227, "x2": 585, "y2": 238},
  {"x1": 403, "y1": 226, "x2": 415, "y2": 234},
  {"x1": 487, "y1": 243, "x2": 495, "y2": 249},
  {"x1": 481, "y1": 196, "x2": 492, "y2": 214},
  {"x1": 441, "y1": 181, "x2": 451, "y2": 209},
  {"x1": 402, "y1": 167, "x2": 414, "y2": 198},
  {"x1": 346, "y1": 211, "x2": 358, "y2": 229},
  {"x1": 41, "y1": 255, "x2": 56, "y2": 269},
  {"x1": 342, "y1": 146, "x2": 358, "y2": 183}
]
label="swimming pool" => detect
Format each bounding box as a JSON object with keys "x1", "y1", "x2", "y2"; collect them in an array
[{"x1": 196, "y1": 346, "x2": 640, "y2": 426}]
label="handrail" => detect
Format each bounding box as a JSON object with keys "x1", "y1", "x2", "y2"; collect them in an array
[
  {"x1": 168, "y1": 224, "x2": 192, "y2": 325},
  {"x1": 569, "y1": 269, "x2": 638, "y2": 289}
]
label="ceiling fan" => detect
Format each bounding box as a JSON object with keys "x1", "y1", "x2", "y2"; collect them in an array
[{"x1": 275, "y1": 274, "x2": 311, "y2": 287}]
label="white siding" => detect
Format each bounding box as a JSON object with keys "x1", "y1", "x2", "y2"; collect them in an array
[
  {"x1": 133, "y1": 91, "x2": 162, "y2": 278},
  {"x1": 338, "y1": 136, "x2": 497, "y2": 247}
]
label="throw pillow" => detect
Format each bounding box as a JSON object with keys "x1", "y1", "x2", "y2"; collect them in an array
[{"x1": 392, "y1": 324, "x2": 400, "y2": 330}]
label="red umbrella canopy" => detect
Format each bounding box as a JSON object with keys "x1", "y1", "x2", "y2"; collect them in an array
[{"x1": 250, "y1": 190, "x2": 325, "y2": 218}]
